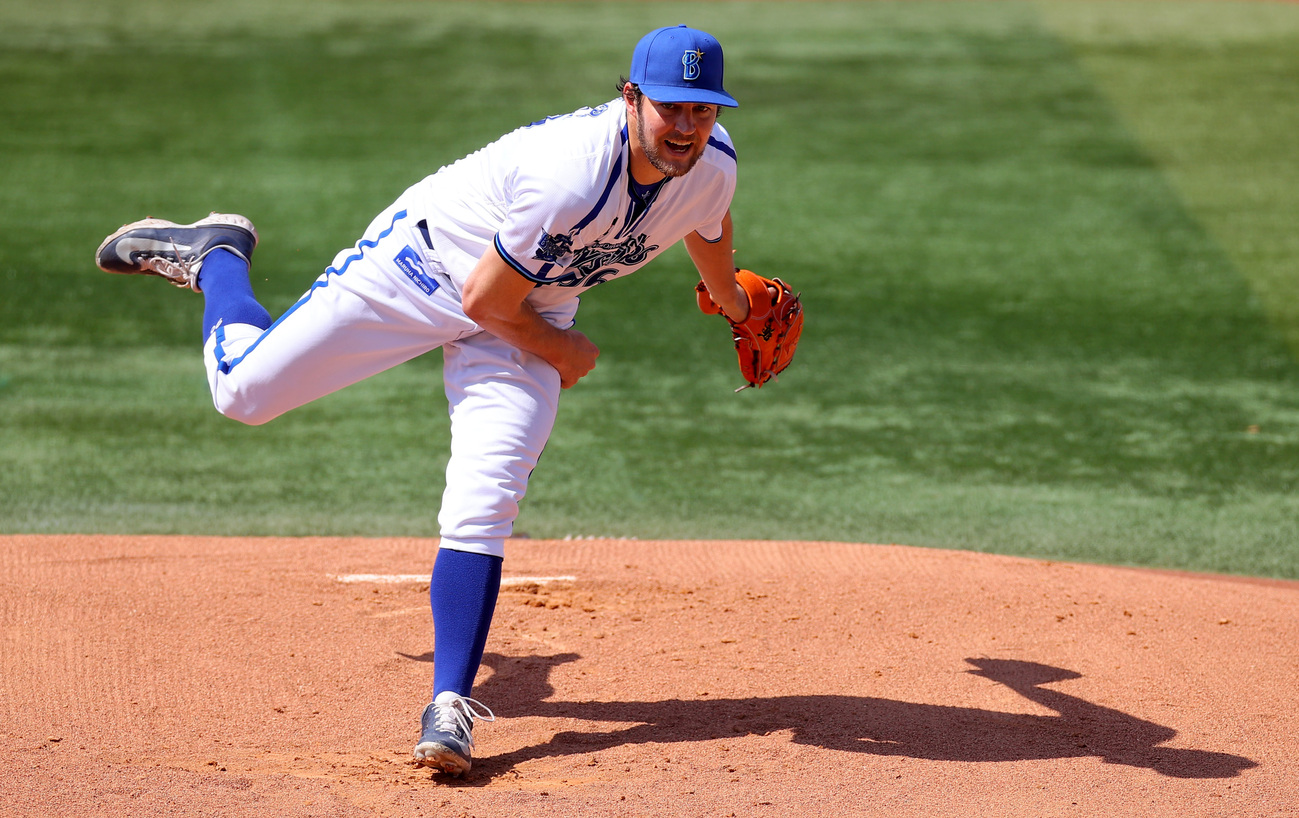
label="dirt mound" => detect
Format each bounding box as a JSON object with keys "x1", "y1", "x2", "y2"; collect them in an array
[{"x1": 2, "y1": 535, "x2": 1294, "y2": 816}]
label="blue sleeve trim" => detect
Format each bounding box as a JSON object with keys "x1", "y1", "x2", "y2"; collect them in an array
[{"x1": 494, "y1": 234, "x2": 553, "y2": 283}]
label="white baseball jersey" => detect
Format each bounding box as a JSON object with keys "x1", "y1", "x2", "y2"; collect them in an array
[
  {"x1": 202, "y1": 99, "x2": 737, "y2": 559},
  {"x1": 409, "y1": 99, "x2": 737, "y2": 312}
]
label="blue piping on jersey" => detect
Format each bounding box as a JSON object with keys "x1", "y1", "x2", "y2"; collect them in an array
[
  {"x1": 212, "y1": 208, "x2": 410, "y2": 375},
  {"x1": 707, "y1": 135, "x2": 737, "y2": 162},
  {"x1": 572, "y1": 126, "x2": 630, "y2": 233}
]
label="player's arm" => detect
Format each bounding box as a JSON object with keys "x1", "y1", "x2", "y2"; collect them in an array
[
  {"x1": 684, "y1": 210, "x2": 749, "y2": 322},
  {"x1": 460, "y1": 249, "x2": 599, "y2": 389}
]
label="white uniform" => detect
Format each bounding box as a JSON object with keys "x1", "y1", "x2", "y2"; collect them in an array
[{"x1": 202, "y1": 100, "x2": 737, "y2": 558}]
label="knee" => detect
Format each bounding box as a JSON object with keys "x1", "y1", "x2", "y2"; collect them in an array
[{"x1": 212, "y1": 393, "x2": 277, "y2": 426}]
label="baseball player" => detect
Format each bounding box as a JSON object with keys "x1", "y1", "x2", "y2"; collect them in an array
[{"x1": 97, "y1": 25, "x2": 751, "y2": 776}]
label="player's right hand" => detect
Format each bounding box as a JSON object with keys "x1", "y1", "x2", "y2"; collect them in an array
[{"x1": 556, "y1": 329, "x2": 599, "y2": 389}]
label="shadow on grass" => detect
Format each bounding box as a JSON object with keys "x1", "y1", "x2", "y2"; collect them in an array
[{"x1": 415, "y1": 653, "x2": 1255, "y2": 782}]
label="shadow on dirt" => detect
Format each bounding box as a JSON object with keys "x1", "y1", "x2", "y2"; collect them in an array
[{"x1": 445, "y1": 653, "x2": 1255, "y2": 781}]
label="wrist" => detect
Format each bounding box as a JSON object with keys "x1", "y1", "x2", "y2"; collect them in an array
[{"x1": 723, "y1": 281, "x2": 750, "y2": 322}]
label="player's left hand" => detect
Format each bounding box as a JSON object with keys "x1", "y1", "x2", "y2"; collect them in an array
[{"x1": 696, "y1": 269, "x2": 804, "y2": 391}]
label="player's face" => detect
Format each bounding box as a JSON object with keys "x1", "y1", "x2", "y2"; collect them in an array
[{"x1": 631, "y1": 93, "x2": 718, "y2": 179}]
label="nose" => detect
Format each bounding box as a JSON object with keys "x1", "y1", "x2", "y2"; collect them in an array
[{"x1": 672, "y1": 108, "x2": 698, "y2": 135}]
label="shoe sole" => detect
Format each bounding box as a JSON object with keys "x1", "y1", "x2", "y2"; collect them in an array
[
  {"x1": 413, "y1": 741, "x2": 471, "y2": 776},
  {"x1": 95, "y1": 213, "x2": 259, "y2": 275}
]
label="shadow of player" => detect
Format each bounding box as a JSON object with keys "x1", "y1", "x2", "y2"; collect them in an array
[{"x1": 455, "y1": 652, "x2": 1254, "y2": 781}]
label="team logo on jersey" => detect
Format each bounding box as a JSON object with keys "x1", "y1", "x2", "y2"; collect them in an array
[
  {"x1": 531, "y1": 230, "x2": 658, "y2": 288},
  {"x1": 559, "y1": 233, "x2": 659, "y2": 287},
  {"x1": 682, "y1": 49, "x2": 703, "y2": 81},
  {"x1": 533, "y1": 230, "x2": 574, "y2": 264}
]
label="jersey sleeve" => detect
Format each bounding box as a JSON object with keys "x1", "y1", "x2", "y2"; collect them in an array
[
  {"x1": 492, "y1": 172, "x2": 605, "y2": 283},
  {"x1": 691, "y1": 125, "x2": 738, "y2": 243},
  {"x1": 492, "y1": 132, "x2": 625, "y2": 284}
]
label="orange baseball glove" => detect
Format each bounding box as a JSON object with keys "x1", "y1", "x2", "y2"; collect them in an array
[{"x1": 696, "y1": 269, "x2": 804, "y2": 391}]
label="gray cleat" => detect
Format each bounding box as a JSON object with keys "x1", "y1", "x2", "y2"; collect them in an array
[
  {"x1": 413, "y1": 691, "x2": 495, "y2": 777},
  {"x1": 95, "y1": 212, "x2": 258, "y2": 292}
]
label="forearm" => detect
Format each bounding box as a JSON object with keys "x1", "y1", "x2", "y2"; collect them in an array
[
  {"x1": 461, "y1": 249, "x2": 599, "y2": 388},
  {"x1": 684, "y1": 211, "x2": 748, "y2": 322},
  {"x1": 472, "y1": 298, "x2": 579, "y2": 369}
]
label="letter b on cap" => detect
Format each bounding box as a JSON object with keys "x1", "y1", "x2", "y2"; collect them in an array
[{"x1": 682, "y1": 49, "x2": 701, "y2": 81}]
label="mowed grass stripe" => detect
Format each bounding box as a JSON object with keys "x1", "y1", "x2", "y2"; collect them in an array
[{"x1": 1040, "y1": 1, "x2": 1299, "y2": 355}]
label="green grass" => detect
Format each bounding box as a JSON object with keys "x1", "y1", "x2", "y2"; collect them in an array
[
  {"x1": 1039, "y1": 2, "x2": 1299, "y2": 355},
  {"x1": 2, "y1": 1, "x2": 1298, "y2": 579}
]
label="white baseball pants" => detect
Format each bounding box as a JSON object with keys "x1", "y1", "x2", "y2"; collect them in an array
[{"x1": 202, "y1": 201, "x2": 573, "y2": 559}]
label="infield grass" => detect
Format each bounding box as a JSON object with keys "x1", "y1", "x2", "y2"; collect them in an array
[{"x1": 2, "y1": 1, "x2": 1297, "y2": 578}]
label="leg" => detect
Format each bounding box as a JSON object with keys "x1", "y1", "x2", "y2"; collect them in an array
[
  {"x1": 414, "y1": 547, "x2": 503, "y2": 776},
  {"x1": 437, "y1": 329, "x2": 563, "y2": 555},
  {"x1": 204, "y1": 206, "x2": 473, "y2": 425},
  {"x1": 431, "y1": 329, "x2": 562, "y2": 690},
  {"x1": 430, "y1": 548, "x2": 502, "y2": 697},
  {"x1": 96, "y1": 205, "x2": 466, "y2": 425},
  {"x1": 414, "y1": 330, "x2": 563, "y2": 775},
  {"x1": 198, "y1": 248, "x2": 272, "y2": 339}
]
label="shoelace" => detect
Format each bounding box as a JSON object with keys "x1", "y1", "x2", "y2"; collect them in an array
[
  {"x1": 432, "y1": 695, "x2": 496, "y2": 749},
  {"x1": 139, "y1": 241, "x2": 201, "y2": 291}
]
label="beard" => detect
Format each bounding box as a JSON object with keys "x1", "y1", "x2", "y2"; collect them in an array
[{"x1": 635, "y1": 102, "x2": 705, "y2": 178}]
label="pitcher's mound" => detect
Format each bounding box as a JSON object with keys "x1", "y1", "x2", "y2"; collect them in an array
[{"x1": 2, "y1": 535, "x2": 1295, "y2": 816}]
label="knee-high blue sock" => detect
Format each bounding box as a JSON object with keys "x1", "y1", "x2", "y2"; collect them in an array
[
  {"x1": 197, "y1": 248, "x2": 272, "y2": 340},
  {"x1": 430, "y1": 548, "x2": 502, "y2": 697}
]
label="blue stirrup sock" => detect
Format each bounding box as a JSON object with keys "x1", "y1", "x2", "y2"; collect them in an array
[
  {"x1": 430, "y1": 548, "x2": 503, "y2": 697},
  {"x1": 197, "y1": 248, "x2": 272, "y2": 340}
]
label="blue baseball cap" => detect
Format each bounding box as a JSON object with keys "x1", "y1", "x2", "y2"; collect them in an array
[{"x1": 629, "y1": 25, "x2": 738, "y2": 108}]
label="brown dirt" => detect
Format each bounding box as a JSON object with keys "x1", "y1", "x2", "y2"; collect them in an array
[{"x1": 1, "y1": 534, "x2": 1296, "y2": 817}]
